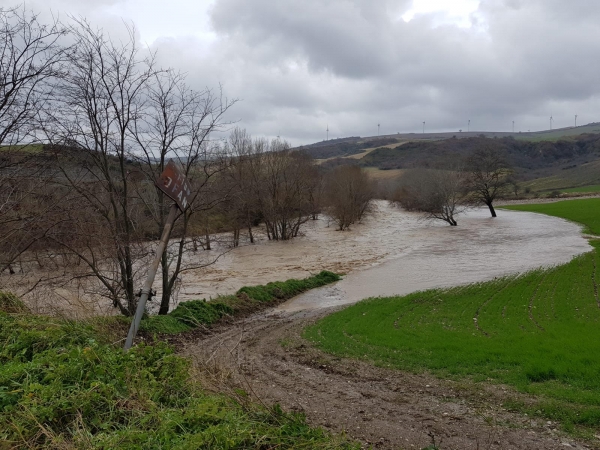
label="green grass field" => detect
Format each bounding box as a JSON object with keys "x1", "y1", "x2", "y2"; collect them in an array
[
  {"x1": 561, "y1": 185, "x2": 600, "y2": 194},
  {"x1": 520, "y1": 160, "x2": 600, "y2": 193},
  {"x1": 501, "y1": 198, "x2": 600, "y2": 235},
  {"x1": 0, "y1": 144, "x2": 44, "y2": 153},
  {"x1": 306, "y1": 199, "x2": 600, "y2": 433}
]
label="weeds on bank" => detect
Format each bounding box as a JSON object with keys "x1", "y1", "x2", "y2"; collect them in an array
[
  {"x1": 0, "y1": 295, "x2": 355, "y2": 449},
  {"x1": 141, "y1": 270, "x2": 341, "y2": 334}
]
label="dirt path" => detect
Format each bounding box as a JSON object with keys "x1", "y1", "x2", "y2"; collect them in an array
[{"x1": 182, "y1": 308, "x2": 595, "y2": 450}]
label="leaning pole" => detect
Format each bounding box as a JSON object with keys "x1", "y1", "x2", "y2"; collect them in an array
[{"x1": 124, "y1": 161, "x2": 191, "y2": 351}]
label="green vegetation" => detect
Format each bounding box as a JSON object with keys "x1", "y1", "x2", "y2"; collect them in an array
[
  {"x1": 561, "y1": 185, "x2": 600, "y2": 194},
  {"x1": 0, "y1": 144, "x2": 44, "y2": 153},
  {"x1": 141, "y1": 270, "x2": 341, "y2": 334},
  {"x1": 0, "y1": 293, "x2": 354, "y2": 449},
  {"x1": 306, "y1": 241, "x2": 600, "y2": 432},
  {"x1": 502, "y1": 198, "x2": 600, "y2": 235},
  {"x1": 520, "y1": 160, "x2": 600, "y2": 193}
]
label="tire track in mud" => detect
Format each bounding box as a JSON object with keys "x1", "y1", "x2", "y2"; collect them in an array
[{"x1": 182, "y1": 308, "x2": 593, "y2": 450}]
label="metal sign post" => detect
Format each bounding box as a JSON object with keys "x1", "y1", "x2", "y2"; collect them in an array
[{"x1": 124, "y1": 161, "x2": 190, "y2": 351}]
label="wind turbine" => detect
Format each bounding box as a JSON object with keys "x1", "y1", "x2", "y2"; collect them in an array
[
  {"x1": 550, "y1": 115, "x2": 553, "y2": 130},
  {"x1": 575, "y1": 114, "x2": 578, "y2": 127},
  {"x1": 326, "y1": 124, "x2": 329, "y2": 141},
  {"x1": 512, "y1": 121, "x2": 515, "y2": 133},
  {"x1": 378, "y1": 123, "x2": 380, "y2": 136},
  {"x1": 468, "y1": 119, "x2": 470, "y2": 132},
  {"x1": 423, "y1": 121, "x2": 425, "y2": 134}
]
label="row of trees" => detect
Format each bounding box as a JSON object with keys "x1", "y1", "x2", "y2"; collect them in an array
[
  {"x1": 390, "y1": 147, "x2": 511, "y2": 226},
  {"x1": 0, "y1": 7, "x2": 376, "y2": 316}
]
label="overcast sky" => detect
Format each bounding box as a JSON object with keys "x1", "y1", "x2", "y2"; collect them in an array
[{"x1": 14, "y1": 0, "x2": 600, "y2": 145}]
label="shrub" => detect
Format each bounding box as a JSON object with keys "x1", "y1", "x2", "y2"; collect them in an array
[
  {"x1": 0, "y1": 291, "x2": 29, "y2": 314},
  {"x1": 140, "y1": 271, "x2": 342, "y2": 334},
  {"x1": 170, "y1": 301, "x2": 234, "y2": 327}
]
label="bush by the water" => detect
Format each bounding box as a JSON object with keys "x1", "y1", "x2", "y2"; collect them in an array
[
  {"x1": 0, "y1": 308, "x2": 355, "y2": 449},
  {"x1": 141, "y1": 270, "x2": 341, "y2": 334},
  {"x1": 237, "y1": 270, "x2": 340, "y2": 302}
]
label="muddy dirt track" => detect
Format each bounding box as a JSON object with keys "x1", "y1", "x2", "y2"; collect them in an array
[{"x1": 183, "y1": 307, "x2": 595, "y2": 450}]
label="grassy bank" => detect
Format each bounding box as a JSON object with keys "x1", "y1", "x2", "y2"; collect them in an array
[
  {"x1": 561, "y1": 185, "x2": 600, "y2": 194},
  {"x1": 501, "y1": 197, "x2": 600, "y2": 235},
  {"x1": 0, "y1": 285, "x2": 355, "y2": 449},
  {"x1": 305, "y1": 201, "x2": 600, "y2": 434},
  {"x1": 141, "y1": 270, "x2": 340, "y2": 335}
]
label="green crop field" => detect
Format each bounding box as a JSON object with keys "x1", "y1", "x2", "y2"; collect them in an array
[
  {"x1": 306, "y1": 200, "x2": 600, "y2": 433},
  {"x1": 501, "y1": 198, "x2": 600, "y2": 235},
  {"x1": 561, "y1": 185, "x2": 600, "y2": 194},
  {"x1": 0, "y1": 144, "x2": 44, "y2": 153}
]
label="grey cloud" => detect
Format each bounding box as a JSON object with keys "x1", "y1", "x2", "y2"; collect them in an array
[{"x1": 10, "y1": 0, "x2": 600, "y2": 144}]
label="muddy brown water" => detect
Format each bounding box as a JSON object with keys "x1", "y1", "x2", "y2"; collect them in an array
[
  {"x1": 276, "y1": 205, "x2": 591, "y2": 312},
  {"x1": 7, "y1": 202, "x2": 591, "y2": 318}
]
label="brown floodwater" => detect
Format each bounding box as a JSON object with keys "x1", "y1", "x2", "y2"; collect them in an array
[
  {"x1": 7, "y1": 201, "x2": 591, "y2": 316},
  {"x1": 274, "y1": 204, "x2": 592, "y2": 312},
  {"x1": 178, "y1": 201, "x2": 591, "y2": 312}
]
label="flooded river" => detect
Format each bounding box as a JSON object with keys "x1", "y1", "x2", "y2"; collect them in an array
[
  {"x1": 10, "y1": 201, "x2": 590, "y2": 316},
  {"x1": 181, "y1": 202, "x2": 591, "y2": 311}
]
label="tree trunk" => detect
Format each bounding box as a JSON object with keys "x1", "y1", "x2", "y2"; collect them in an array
[
  {"x1": 159, "y1": 252, "x2": 170, "y2": 315},
  {"x1": 487, "y1": 202, "x2": 497, "y2": 218}
]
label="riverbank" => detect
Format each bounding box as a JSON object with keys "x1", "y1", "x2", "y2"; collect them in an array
[{"x1": 182, "y1": 197, "x2": 600, "y2": 449}]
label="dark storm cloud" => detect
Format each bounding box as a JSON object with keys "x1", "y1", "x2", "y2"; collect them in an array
[
  {"x1": 17, "y1": 0, "x2": 600, "y2": 142},
  {"x1": 201, "y1": 0, "x2": 600, "y2": 141}
]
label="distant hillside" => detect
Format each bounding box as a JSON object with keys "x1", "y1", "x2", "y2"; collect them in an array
[
  {"x1": 355, "y1": 134, "x2": 600, "y2": 173},
  {"x1": 299, "y1": 123, "x2": 600, "y2": 170},
  {"x1": 297, "y1": 137, "x2": 401, "y2": 159}
]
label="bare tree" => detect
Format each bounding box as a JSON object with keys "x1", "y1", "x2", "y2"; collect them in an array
[
  {"x1": 465, "y1": 146, "x2": 511, "y2": 217},
  {"x1": 0, "y1": 6, "x2": 68, "y2": 146},
  {"x1": 43, "y1": 19, "x2": 236, "y2": 316},
  {"x1": 132, "y1": 70, "x2": 235, "y2": 314},
  {"x1": 324, "y1": 165, "x2": 373, "y2": 231},
  {"x1": 0, "y1": 6, "x2": 69, "y2": 279},
  {"x1": 43, "y1": 19, "x2": 163, "y2": 315},
  {"x1": 259, "y1": 141, "x2": 318, "y2": 240},
  {"x1": 393, "y1": 168, "x2": 466, "y2": 226},
  {"x1": 221, "y1": 128, "x2": 259, "y2": 247}
]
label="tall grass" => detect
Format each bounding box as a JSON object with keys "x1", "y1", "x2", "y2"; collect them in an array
[{"x1": 0, "y1": 305, "x2": 355, "y2": 449}]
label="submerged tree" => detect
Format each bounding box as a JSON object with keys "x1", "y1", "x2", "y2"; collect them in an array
[
  {"x1": 324, "y1": 165, "x2": 373, "y2": 231},
  {"x1": 393, "y1": 168, "x2": 466, "y2": 226},
  {"x1": 465, "y1": 146, "x2": 511, "y2": 217}
]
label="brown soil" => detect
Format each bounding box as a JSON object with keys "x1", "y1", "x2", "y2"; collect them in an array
[{"x1": 182, "y1": 308, "x2": 596, "y2": 450}]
